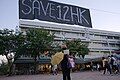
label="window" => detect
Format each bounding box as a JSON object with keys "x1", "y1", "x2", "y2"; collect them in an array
[
  {"x1": 76, "y1": 33, "x2": 79, "y2": 36},
  {"x1": 81, "y1": 33, "x2": 85, "y2": 37},
  {"x1": 107, "y1": 36, "x2": 113, "y2": 39},
  {"x1": 114, "y1": 36, "x2": 119, "y2": 39},
  {"x1": 55, "y1": 31, "x2": 61, "y2": 34},
  {"x1": 100, "y1": 35, "x2": 106, "y2": 39},
  {"x1": 109, "y1": 44, "x2": 115, "y2": 47},
  {"x1": 90, "y1": 34, "x2": 94, "y2": 37},
  {"x1": 102, "y1": 43, "x2": 108, "y2": 47},
  {"x1": 94, "y1": 34, "x2": 100, "y2": 37}
]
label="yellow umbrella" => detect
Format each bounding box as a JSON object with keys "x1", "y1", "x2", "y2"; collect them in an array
[{"x1": 51, "y1": 52, "x2": 64, "y2": 65}]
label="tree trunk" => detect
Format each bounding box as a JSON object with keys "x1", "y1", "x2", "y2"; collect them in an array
[
  {"x1": 82, "y1": 55, "x2": 85, "y2": 59},
  {"x1": 5, "y1": 55, "x2": 13, "y2": 76},
  {"x1": 34, "y1": 55, "x2": 37, "y2": 74}
]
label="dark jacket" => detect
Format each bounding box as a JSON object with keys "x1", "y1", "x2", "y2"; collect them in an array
[{"x1": 61, "y1": 54, "x2": 69, "y2": 69}]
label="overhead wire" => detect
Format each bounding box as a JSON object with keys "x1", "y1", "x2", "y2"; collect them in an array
[{"x1": 89, "y1": 8, "x2": 120, "y2": 15}]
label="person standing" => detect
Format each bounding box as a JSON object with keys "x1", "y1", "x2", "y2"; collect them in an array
[
  {"x1": 97, "y1": 64, "x2": 101, "y2": 71},
  {"x1": 60, "y1": 46, "x2": 71, "y2": 80},
  {"x1": 52, "y1": 65, "x2": 58, "y2": 75}
]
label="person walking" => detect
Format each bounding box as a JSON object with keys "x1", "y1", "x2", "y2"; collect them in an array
[
  {"x1": 108, "y1": 56, "x2": 112, "y2": 73},
  {"x1": 102, "y1": 57, "x2": 112, "y2": 74},
  {"x1": 112, "y1": 57, "x2": 119, "y2": 74}
]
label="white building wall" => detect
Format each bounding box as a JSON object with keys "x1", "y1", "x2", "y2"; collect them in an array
[{"x1": 19, "y1": 19, "x2": 120, "y2": 57}]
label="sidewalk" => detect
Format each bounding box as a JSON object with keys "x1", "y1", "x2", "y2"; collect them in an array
[{"x1": 0, "y1": 71, "x2": 120, "y2": 80}]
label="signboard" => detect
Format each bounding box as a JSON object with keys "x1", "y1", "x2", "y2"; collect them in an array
[{"x1": 19, "y1": 0, "x2": 92, "y2": 28}]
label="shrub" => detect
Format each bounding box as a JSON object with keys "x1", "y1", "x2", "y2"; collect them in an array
[{"x1": 0, "y1": 64, "x2": 9, "y2": 75}]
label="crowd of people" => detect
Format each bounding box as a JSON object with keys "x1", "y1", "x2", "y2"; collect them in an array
[
  {"x1": 102, "y1": 55, "x2": 119, "y2": 74},
  {"x1": 51, "y1": 44, "x2": 120, "y2": 80}
]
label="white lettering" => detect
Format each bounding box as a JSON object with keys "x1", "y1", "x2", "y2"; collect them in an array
[
  {"x1": 49, "y1": 3, "x2": 55, "y2": 18},
  {"x1": 70, "y1": 7, "x2": 80, "y2": 22},
  {"x1": 63, "y1": 6, "x2": 70, "y2": 21},
  {"x1": 40, "y1": 1, "x2": 49, "y2": 16},
  {"x1": 79, "y1": 9, "x2": 89, "y2": 25},
  {"x1": 22, "y1": 0, "x2": 32, "y2": 15},
  {"x1": 56, "y1": 5, "x2": 62, "y2": 20},
  {"x1": 20, "y1": 0, "x2": 91, "y2": 27},
  {"x1": 32, "y1": 0, "x2": 40, "y2": 15}
]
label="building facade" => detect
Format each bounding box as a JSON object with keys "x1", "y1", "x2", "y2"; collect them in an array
[{"x1": 19, "y1": 19, "x2": 120, "y2": 58}]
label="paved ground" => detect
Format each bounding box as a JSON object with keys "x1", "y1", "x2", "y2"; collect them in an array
[{"x1": 0, "y1": 71, "x2": 120, "y2": 80}]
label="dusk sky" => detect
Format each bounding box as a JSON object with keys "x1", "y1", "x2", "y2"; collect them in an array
[
  {"x1": 0, "y1": 0, "x2": 120, "y2": 62},
  {"x1": 0, "y1": 0, "x2": 120, "y2": 32}
]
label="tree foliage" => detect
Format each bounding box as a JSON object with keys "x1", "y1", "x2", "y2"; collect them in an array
[
  {"x1": 65, "y1": 39, "x2": 89, "y2": 58},
  {"x1": 22, "y1": 29, "x2": 54, "y2": 73},
  {"x1": 0, "y1": 29, "x2": 25, "y2": 75},
  {"x1": 0, "y1": 28, "x2": 54, "y2": 74},
  {"x1": 25, "y1": 28, "x2": 54, "y2": 57}
]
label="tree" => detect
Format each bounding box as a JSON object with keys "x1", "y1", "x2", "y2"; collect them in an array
[
  {"x1": 0, "y1": 29, "x2": 25, "y2": 76},
  {"x1": 0, "y1": 29, "x2": 15, "y2": 75},
  {"x1": 65, "y1": 39, "x2": 89, "y2": 58},
  {"x1": 25, "y1": 28, "x2": 54, "y2": 73},
  {"x1": 13, "y1": 32, "x2": 26, "y2": 59},
  {"x1": 0, "y1": 28, "x2": 54, "y2": 74}
]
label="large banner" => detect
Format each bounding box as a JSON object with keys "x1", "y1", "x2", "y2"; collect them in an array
[{"x1": 19, "y1": 0, "x2": 92, "y2": 28}]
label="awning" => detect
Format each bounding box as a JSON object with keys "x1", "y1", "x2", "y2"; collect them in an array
[
  {"x1": 14, "y1": 59, "x2": 35, "y2": 64},
  {"x1": 74, "y1": 58, "x2": 91, "y2": 64},
  {"x1": 38, "y1": 59, "x2": 51, "y2": 64},
  {"x1": 14, "y1": 58, "x2": 51, "y2": 64}
]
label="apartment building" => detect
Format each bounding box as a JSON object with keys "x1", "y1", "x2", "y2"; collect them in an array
[{"x1": 19, "y1": 19, "x2": 120, "y2": 58}]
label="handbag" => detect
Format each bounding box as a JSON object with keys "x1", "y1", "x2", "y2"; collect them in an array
[
  {"x1": 67, "y1": 58, "x2": 75, "y2": 68},
  {"x1": 67, "y1": 60, "x2": 72, "y2": 68}
]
